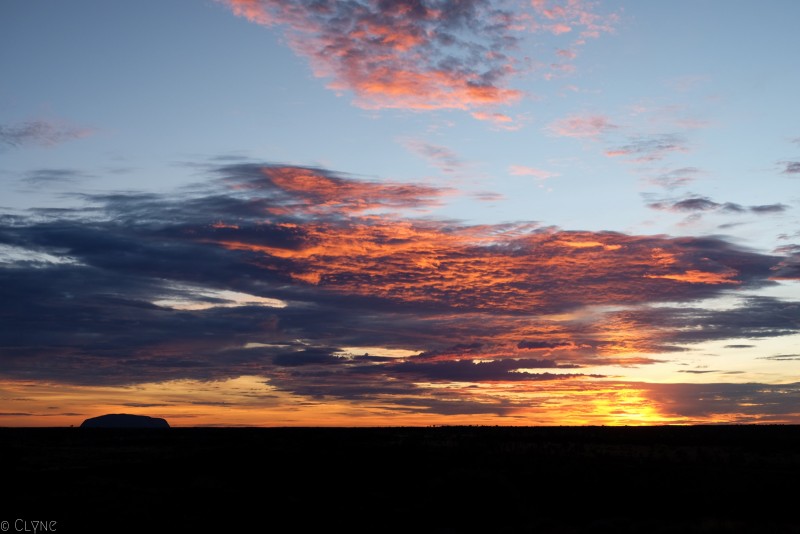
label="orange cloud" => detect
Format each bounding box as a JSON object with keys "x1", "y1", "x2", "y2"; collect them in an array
[
  {"x1": 213, "y1": 212, "x2": 749, "y2": 315},
  {"x1": 218, "y1": 0, "x2": 618, "y2": 113},
  {"x1": 3, "y1": 162, "x2": 798, "y2": 426},
  {"x1": 200, "y1": 164, "x2": 781, "y2": 367},
  {"x1": 219, "y1": 0, "x2": 523, "y2": 111},
  {"x1": 471, "y1": 111, "x2": 524, "y2": 130},
  {"x1": 226, "y1": 164, "x2": 448, "y2": 215},
  {"x1": 645, "y1": 270, "x2": 741, "y2": 285}
]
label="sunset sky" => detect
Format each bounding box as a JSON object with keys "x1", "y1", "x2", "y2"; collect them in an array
[{"x1": 2, "y1": 0, "x2": 799, "y2": 426}]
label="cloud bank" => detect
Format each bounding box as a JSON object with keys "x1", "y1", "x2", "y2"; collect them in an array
[{"x1": 1, "y1": 161, "x2": 798, "y2": 420}]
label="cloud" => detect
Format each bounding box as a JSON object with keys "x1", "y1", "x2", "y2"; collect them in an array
[
  {"x1": 219, "y1": 0, "x2": 618, "y2": 113},
  {"x1": 749, "y1": 204, "x2": 789, "y2": 214},
  {"x1": 219, "y1": 0, "x2": 524, "y2": 111},
  {"x1": 758, "y1": 354, "x2": 800, "y2": 361},
  {"x1": 779, "y1": 161, "x2": 800, "y2": 175},
  {"x1": 606, "y1": 134, "x2": 688, "y2": 162},
  {"x1": 402, "y1": 140, "x2": 465, "y2": 174},
  {"x1": 470, "y1": 111, "x2": 523, "y2": 130},
  {"x1": 367, "y1": 358, "x2": 591, "y2": 382},
  {"x1": 221, "y1": 162, "x2": 447, "y2": 215},
  {"x1": 21, "y1": 169, "x2": 89, "y2": 186},
  {"x1": 508, "y1": 165, "x2": 559, "y2": 180},
  {"x1": 648, "y1": 196, "x2": 789, "y2": 216},
  {"x1": 517, "y1": 340, "x2": 572, "y2": 350},
  {"x1": 0, "y1": 120, "x2": 92, "y2": 149},
  {"x1": 530, "y1": 0, "x2": 619, "y2": 39},
  {"x1": 645, "y1": 382, "x2": 800, "y2": 421},
  {"x1": 613, "y1": 296, "x2": 800, "y2": 346},
  {"x1": 648, "y1": 167, "x2": 700, "y2": 190},
  {"x1": 1, "y1": 160, "x2": 798, "y2": 420},
  {"x1": 556, "y1": 49, "x2": 577, "y2": 60},
  {"x1": 546, "y1": 114, "x2": 617, "y2": 139}
]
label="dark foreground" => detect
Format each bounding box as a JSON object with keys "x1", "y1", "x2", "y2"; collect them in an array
[{"x1": 2, "y1": 425, "x2": 800, "y2": 533}]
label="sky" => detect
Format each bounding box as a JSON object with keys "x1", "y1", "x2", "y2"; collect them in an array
[{"x1": 1, "y1": 0, "x2": 799, "y2": 427}]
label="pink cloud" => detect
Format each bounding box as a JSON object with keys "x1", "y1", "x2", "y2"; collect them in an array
[
  {"x1": 546, "y1": 114, "x2": 617, "y2": 139},
  {"x1": 544, "y1": 62, "x2": 577, "y2": 80},
  {"x1": 556, "y1": 48, "x2": 578, "y2": 59},
  {"x1": 509, "y1": 165, "x2": 559, "y2": 180},
  {"x1": 549, "y1": 23, "x2": 572, "y2": 35},
  {"x1": 0, "y1": 120, "x2": 93, "y2": 148},
  {"x1": 219, "y1": 0, "x2": 524, "y2": 111},
  {"x1": 530, "y1": 0, "x2": 619, "y2": 39},
  {"x1": 219, "y1": 0, "x2": 618, "y2": 113},
  {"x1": 471, "y1": 111, "x2": 526, "y2": 131}
]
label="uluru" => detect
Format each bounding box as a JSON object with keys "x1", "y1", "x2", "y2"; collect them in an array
[{"x1": 80, "y1": 413, "x2": 170, "y2": 429}]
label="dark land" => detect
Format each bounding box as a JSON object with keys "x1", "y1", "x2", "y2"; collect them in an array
[
  {"x1": 2, "y1": 425, "x2": 800, "y2": 533},
  {"x1": 79, "y1": 413, "x2": 170, "y2": 429}
]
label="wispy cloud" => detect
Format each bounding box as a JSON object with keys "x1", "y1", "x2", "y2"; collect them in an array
[
  {"x1": 546, "y1": 114, "x2": 617, "y2": 139},
  {"x1": 529, "y1": 0, "x2": 619, "y2": 39},
  {"x1": 508, "y1": 164, "x2": 559, "y2": 180},
  {"x1": 648, "y1": 167, "x2": 700, "y2": 189},
  {"x1": 606, "y1": 133, "x2": 689, "y2": 162},
  {"x1": 779, "y1": 161, "x2": 800, "y2": 176},
  {"x1": 0, "y1": 120, "x2": 92, "y2": 149},
  {"x1": 470, "y1": 111, "x2": 525, "y2": 130},
  {"x1": 21, "y1": 168, "x2": 90, "y2": 186},
  {"x1": 402, "y1": 139, "x2": 465, "y2": 175},
  {"x1": 648, "y1": 195, "x2": 789, "y2": 216}
]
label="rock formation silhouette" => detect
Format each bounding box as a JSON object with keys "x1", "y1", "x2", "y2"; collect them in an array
[{"x1": 80, "y1": 413, "x2": 170, "y2": 428}]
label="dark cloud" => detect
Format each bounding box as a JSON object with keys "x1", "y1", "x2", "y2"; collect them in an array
[
  {"x1": 21, "y1": 168, "x2": 89, "y2": 186},
  {"x1": 1, "y1": 160, "x2": 799, "y2": 417},
  {"x1": 774, "y1": 244, "x2": 800, "y2": 255},
  {"x1": 758, "y1": 354, "x2": 800, "y2": 361},
  {"x1": 648, "y1": 196, "x2": 789, "y2": 216},
  {"x1": 606, "y1": 134, "x2": 688, "y2": 162},
  {"x1": 749, "y1": 203, "x2": 789, "y2": 214},
  {"x1": 645, "y1": 382, "x2": 800, "y2": 420},
  {"x1": 0, "y1": 120, "x2": 91, "y2": 148},
  {"x1": 611, "y1": 296, "x2": 800, "y2": 346},
  {"x1": 779, "y1": 161, "x2": 800, "y2": 175},
  {"x1": 724, "y1": 344, "x2": 754, "y2": 349},
  {"x1": 517, "y1": 340, "x2": 572, "y2": 350},
  {"x1": 674, "y1": 197, "x2": 727, "y2": 212},
  {"x1": 273, "y1": 348, "x2": 346, "y2": 367},
  {"x1": 371, "y1": 358, "x2": 586, "y2": 382}
]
